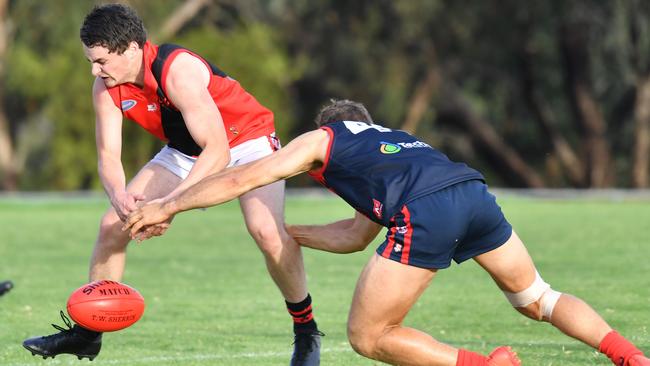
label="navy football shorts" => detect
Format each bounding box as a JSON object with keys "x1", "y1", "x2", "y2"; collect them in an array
[{"x1": 376, "y1": 180, "x2": 512, "y2": 269}]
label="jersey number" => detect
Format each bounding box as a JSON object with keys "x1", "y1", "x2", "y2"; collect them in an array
[{"x1": 343, "y1": 121, "x2": 392, "y2": 134}]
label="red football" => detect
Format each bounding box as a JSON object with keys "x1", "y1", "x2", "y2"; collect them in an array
[{"x1": 66, "y1": 280, "x2": 145, "y2": 332}]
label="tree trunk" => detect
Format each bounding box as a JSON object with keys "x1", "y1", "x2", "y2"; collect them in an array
[
  {"x1": 439, "y1": 87, "x2": 545, "y2": 188},
  {"x1": 559, "y1": 22, "x2": 612, "y2": 188},
  {"x1": 632, "y1": 75, "x2": 650, "y2": 187},
  {"x1": 0, "y1": 0, "x2": 17, "y2": 190},
  {"x1": 519, "y1": 41, "x2": 586, "y2": 187},
  {"x1": 629, "y1": 2, "x2": 650, "y2": 188},
  {"x1": 574, "y1": 84, "x2": 612, "y2": 187},
  {"x1": 401, "y1": 66, "x2": 441, "y2": 134}
]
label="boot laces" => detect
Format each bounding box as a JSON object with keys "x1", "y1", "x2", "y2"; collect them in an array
[
  {"x1": 293, "y1": 330, "x2": 324, "y2": 360},
  {"x1": 43, "y1": 311, "x2": 73, "y2": 338}
]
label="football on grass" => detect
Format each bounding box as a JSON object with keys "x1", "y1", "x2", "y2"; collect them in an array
[{"x1": 67, "y1": 280, "x2": 145, "y2": 332}]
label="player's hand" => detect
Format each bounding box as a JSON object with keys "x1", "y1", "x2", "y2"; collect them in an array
[
  {"x1": 123, "y1": 199, "x2": 173, "y2": 239},
  {"x1": 111, "y1": 191, "x2": 146, "y2": 221},
  {"x1": 133, "y1": 221, "x2": 171, "y2": 242},
  {"x1": 131, "y1": 205, "x2": 174, "y2": 241}
]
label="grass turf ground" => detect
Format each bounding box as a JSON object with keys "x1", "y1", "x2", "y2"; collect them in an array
[{"x1": 0, "y1": 193, "x2": 649, "y2": 365}]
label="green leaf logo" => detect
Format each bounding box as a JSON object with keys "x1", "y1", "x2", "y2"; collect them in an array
[{"x1": 380, "y1": 142, "x2": 401, "y2": 154}]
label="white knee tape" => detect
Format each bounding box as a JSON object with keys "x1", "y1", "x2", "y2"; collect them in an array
[
  {"x1": 504, "y1": 271, "x2": 548, "y2": 307},
  {"x1": 540, "y1": 287, "x2": 562, "y2": 319},
  {"x1": 503, "y1": 271, "x2": 562, "y2": 319}
]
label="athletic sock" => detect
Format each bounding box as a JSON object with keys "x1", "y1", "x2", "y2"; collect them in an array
[
  {"x1": 286, "y1": 294, "x2": 318, "y2": 333},
  {"x1": 599, "y1": 330, "x2": 643, "y2": 366},
  {"x1": 456, "y1": 348, "x2": 488, "y2": 366}
]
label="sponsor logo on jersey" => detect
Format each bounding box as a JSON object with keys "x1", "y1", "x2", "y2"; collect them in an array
[
  {"x1": 397, "y1": 141, "x2": 432, "y2": 149},
  {"x1": 372, "y1": 199, "x2": 383, "y2": 219},
  {"x1": 380, "y1": 142, "x2": 402, "y2": 154},
  {"x1": 147, "y1": 103, "x2": 158, "y2": 112},
  {"x1": 379, "y1": 140, "x2": 432, "y2": 154},
  {"x1": 394, "y1": 244, "x2": 403, "y2": 253},
  {"x1": 121, "y1": 100, "x2": 137, "y2": 111},
  {"x1": 396, "y1": 225, "x2": 408, "y2": 234}
]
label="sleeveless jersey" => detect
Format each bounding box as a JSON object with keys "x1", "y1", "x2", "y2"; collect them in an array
[
  {"x1": 106, "y1": 41, "x2": 275, "y2": 156},
  {"x1": 308, "y1": 121, "x2": 485, "y2": 226}
]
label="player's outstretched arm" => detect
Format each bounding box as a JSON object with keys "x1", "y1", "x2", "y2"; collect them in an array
[
  {"x1": 124, "y1": 129, "x2": 330, "y2": 238},
  {"x1": 287, "y1": 211, "x2": 382, "y2": 253},
  {"x1": 92, "y1": 77, "x2": 146, "y2": 221}
]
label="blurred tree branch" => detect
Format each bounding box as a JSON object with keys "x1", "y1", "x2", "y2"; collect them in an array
[
  {"x1": 0, "y1": 0, "x2": 17, "y2": 190},
  {"x1": 439, "y1": 85, "x2": 545, "y2": 188},
  {"x1": 519, "y1": 34, "x2": 586, "y2": 186},
  {"x1": 401, "y1": 61, "x2": 440, "y2": 134},
  {"x1": 559, "y1": 20, "x2": 613, "y2": 188},
  {"x1": 629, "y1": 1, "x2": 650, "y2": 188},
  {"x1": 156, "y1": 0, "x2": 213, "y2": 42}
]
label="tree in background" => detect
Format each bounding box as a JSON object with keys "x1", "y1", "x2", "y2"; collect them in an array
[
  {"x1": 0, "y1": 0, "x2": 295, "y2": 190},
  {"x1": 271, "y1": 0, "x2": 650, "y2": 188},
  {"x1": 1, "y1": 0, "x2": 650, "y2": 190}
]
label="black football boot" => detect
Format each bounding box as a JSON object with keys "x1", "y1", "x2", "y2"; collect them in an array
[
  {"x1": 290, "y1": 329, "x2": 324, "y2": 366},
  {"x1": 0, "y1": 280, "x2": 13, "y2": 296},
  {"x1": 23, "y1": 311, "x2": 102, "y2": 360}
]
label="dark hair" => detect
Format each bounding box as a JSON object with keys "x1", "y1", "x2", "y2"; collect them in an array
[
  {"x1": 80, "y1": 4, "x2": 147, "y2": 54},
  {"x1": 314, "y1": 99, "x2": 374, "y2": 127}
]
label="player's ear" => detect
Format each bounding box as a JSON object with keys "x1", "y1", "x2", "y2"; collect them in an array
[{"x1": 125, "y1": 42, "x2": 139, "y2": 59}]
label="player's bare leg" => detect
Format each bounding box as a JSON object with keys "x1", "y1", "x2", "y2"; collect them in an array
[
  {"x1": 347, "y1": 254, "x2": 519, "y2": 366},
  {"x1": 23, "y1": 162, "x2": 181, "y2": 360},
  {"x1": 347, "y1": 254, "x2": 450, "y2": 365},
  {"x1": 239, "y1": 180, "x2": 321, "y2": 366},
  {"x1": 90, "y1": 163, "x2": 181, "y2": 281},
  {"x1": 474, "y1": 230, "x2": 648, "y2": 365},
  {"x1": 240, "y1": 180, "x2": 307, "y2": 301}
]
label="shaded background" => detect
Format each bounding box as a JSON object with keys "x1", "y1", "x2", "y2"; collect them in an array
[{"x1": 1, "y1": 0, "x2": 650, "y2": 191}]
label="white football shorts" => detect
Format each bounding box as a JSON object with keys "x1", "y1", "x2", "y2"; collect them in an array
[{"x1": 150, "y1": 133, "x2": 280, "y2": 180}]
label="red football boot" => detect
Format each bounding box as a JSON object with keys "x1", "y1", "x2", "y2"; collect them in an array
[
  {"x1": 629, "y1": 355, "x2": 650, "y2": 366},
  {"x1": 487, "y1": 346, "x2": 521, "y2": 366}
]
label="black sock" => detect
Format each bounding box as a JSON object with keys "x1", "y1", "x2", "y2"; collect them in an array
[
  {"x1": 73, "y1": 324, "x2": 102, "y2": 340},
  {"x1": 286, "y1": 294, "x2": 318, "y2": 333}
]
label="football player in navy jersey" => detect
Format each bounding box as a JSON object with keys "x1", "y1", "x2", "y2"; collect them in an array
[{"x1": 125, "y1": 99, "x2": 649, "y2": 366}]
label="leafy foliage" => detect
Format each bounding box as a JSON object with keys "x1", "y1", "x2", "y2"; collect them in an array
[{"x1": 3, "y1": 0, "x2": 650, "y2": 189}]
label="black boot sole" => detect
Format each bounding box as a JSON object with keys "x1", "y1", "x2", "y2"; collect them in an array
[{"x1": 23, "y1": 344, "x2": 97, "y2": 361}]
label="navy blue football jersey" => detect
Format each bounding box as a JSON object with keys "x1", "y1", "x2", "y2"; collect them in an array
[{"x1": 309, "y1": 121, "x2": 485, "y2": 226}]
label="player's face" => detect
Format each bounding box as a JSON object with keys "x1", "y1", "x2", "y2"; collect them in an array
[{"x1": 83, "y1": 43, "x2": 137, "y2": 88}]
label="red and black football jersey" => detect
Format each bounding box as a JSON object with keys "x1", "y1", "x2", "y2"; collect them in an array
[{"x1": 106, "y1": 41, "x2": 275, "y2": 156}]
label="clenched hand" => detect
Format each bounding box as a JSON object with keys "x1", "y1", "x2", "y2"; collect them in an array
[{"x1": 123, "y1": 199, "x2": 175, "y2": 241}]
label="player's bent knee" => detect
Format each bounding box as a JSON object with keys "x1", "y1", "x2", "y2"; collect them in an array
[
  {"x1": 248, "y1": 224, "x2": 293, "y2": 256},
  {"x1": 503, "y1": 271, "x2": 562, "y2": 321},
  {"x1": 98, "y1": 211, "x2": 125, "y2": 235},
  {"x1": 247, "y1": 222, "x2": 280, "y2": 243},
  {"x1": 97, "y1": 211, "x2": 131, "y2": 248},
  {"x1": 347, "y1": 325, "x2": 377, "y2": 358}
]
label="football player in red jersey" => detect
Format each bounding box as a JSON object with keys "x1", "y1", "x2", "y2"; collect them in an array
[
  {"x1": 125, "y1": 99, "x2": 649, "y2": 366},
  {"x1": 22, "y1": 4, "x2": 322, "y2": 365}
]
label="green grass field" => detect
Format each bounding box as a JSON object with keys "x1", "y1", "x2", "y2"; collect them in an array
[{"x1": 1, "y1": 193, "x2": 649, "y2": 365}]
